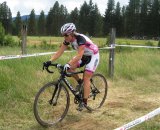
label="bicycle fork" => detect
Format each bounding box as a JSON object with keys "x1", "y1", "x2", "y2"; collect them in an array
[{"x1": 49, "y1": 82, "x2": 62, "y2": 106}]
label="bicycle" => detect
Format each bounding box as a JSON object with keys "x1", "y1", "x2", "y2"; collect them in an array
[{"x1": 33, "y1": 63, "x2": 108, "y2": 127}]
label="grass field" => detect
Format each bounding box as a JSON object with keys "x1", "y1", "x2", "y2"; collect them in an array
[
  {"x1": 1, "y1": 36, "x2": 159, "y2": 56},
  {"x1": 0, "y1": 37, "x2": 160, "y2": 130}
]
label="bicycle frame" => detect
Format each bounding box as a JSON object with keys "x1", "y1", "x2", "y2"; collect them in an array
[
  {"x1": 61, "y1": 71, "x2": 84, "y2": 95},
  {"x1": 49, "y1": 68, "x2": 84, "y2": 105}
]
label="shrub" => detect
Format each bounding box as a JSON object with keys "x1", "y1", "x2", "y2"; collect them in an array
[
  {"x1": 0, "y1": 22, "x2": 17, "y2": 46},
  {"x1": 40, "y1": 40, "x2": 59, "y2": 50},
  {"x1": 4, "y1": 35, "x2": 17, "y2": 46},
  {"x1": 0, "y1": 22, "x2": 5, "y2": 46},
  {"x1": 40, "y1": 40, "x2": 48, "y2": 49},
  {"x1": 106, "y1": 34, "x2": 110, "y2": 46},
  {"x1": 116, "y1": 42, "x2": 134, "y2": 52},
  {"x1": 158, "y1": 41, "x2": 160, "y2": 47},
  {"x1": 145, "y1": 41, "x2": 153, "y2": 46}
]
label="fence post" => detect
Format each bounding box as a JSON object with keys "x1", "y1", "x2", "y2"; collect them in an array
[
  {"x1": 108, "y1": 28, "x2": 116, "y2": 78},
  {"x1": 21, "y1": 24, "x2": 27, "y2": 54}
]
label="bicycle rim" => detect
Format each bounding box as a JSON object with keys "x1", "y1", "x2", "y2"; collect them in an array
[
  {"x1": 87, "y1": 73, "x2": 108, "y2": 111},
  {"x1": 33, "y1": 82, "x2": 70, "y2": 127}
]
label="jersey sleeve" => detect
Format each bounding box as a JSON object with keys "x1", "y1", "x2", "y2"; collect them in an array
[
  {"x1": 76, "y1": 35, "x2": 86, "y2": 46},
  {"x1": 63, "y1": 40, "x2": 70, "y2": 46}
]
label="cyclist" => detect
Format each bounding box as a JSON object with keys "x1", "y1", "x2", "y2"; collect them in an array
[{"x1": 44, "y1": 23, "x2": 99, "y2": 110}]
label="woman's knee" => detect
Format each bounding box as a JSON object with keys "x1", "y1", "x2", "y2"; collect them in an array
[{"x1": 83, "y1": 71, "x2": 93, "y2": 80}]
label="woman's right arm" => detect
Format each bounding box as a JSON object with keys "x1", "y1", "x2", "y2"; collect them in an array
[{"x1": 50, "y1": 43, "x2": 68, "y2": 61}]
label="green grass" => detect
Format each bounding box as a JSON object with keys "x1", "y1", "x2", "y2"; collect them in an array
[{"x1": 0, "y1": 39, "x2": 160, "y2": 129}]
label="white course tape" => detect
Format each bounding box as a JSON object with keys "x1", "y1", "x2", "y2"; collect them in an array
[
  {"x1": 0, "y1": 47, "x2": 114, "y2": 61},
  {"x1": 0, "y1": 44, "x2": 159, "y2": 60},
  {"x1": 116, "y1": 44, "x2": 160, "y2": 49},
  {"x1": 99, "y1": 46, "x2": 115, "y2": 50},
  {"x1": 0, "y1": 50, "x2": 74, "y2": 60},
  {"x1": 115, "y1": 107, "x2": 160, "y2": 130}
]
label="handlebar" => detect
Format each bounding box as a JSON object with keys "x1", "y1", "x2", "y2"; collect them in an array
[{"x1": 43, "y1": 63, "x2": 84, "y2": 77}]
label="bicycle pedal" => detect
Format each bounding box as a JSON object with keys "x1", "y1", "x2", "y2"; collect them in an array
[
  {"x1": 74, "y1": 97, "x2": 79, "y2": 104},
  {"x1": 76, "y1": 102, "x2": 86, "y2": 111}
]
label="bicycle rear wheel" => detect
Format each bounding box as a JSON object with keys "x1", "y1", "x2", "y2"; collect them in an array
[
  {"x1": 33, "y1": 82, "x2": 70, "y2": 127},
  {"x1": 87, "y1": 73, "x2": 108, "y2": 111}
]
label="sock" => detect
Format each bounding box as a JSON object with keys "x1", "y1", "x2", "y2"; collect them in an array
[
  {"x1": 77, "y1": 79, "x2": 83, "y2": 85},
  {"x1": 83, "y1": 98, "x2": 87, "y2": 105}
]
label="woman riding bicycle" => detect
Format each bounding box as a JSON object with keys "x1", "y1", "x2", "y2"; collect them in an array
[{"x1": 44, "y1": 23, "x2": 99, "y2": 110}]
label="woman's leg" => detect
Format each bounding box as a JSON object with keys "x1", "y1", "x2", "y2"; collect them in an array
[
  {"x1": 83, "y1": 71, "x2": 93, "y2": 104},
  {"x1": 83, "y1": 53, "x2": 99, "y2": 105},
  {"x1": 68, "y1": 64, "x2": 81, "y2": 82}
]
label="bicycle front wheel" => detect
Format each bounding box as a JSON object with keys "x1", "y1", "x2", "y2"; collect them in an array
[
  {"x1": 33, "y1": 82, "x2": 70, "y2": 127},
  {"x1": 87, "y1": 73, "x2": 108, "y2": 111}
]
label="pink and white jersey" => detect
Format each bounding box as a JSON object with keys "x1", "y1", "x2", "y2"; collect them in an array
[{"x1": 63, "y1": 33, "x2": 99, "y2": 56}]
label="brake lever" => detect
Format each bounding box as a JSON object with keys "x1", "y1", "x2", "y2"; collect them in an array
[{"x1": 46, "y1": 66, "x2": 54, "y2": 73}]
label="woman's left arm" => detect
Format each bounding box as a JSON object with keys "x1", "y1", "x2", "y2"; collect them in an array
[{"x1": 68, "y1": 45, "x2": 85, "y2": 66}]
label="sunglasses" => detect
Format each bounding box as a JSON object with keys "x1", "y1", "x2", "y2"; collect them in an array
[{"x1": 63, "y1": 34, "x2": 69, "y2": 37}]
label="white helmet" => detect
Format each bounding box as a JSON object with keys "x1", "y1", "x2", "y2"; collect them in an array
[{"x1": 61, "y1": 23, "x2": 76, "y2": 35}]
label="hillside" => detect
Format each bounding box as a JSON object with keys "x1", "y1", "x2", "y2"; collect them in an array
[{"x1": 12, "y1": 15, "x2": 43, "y2": 21}]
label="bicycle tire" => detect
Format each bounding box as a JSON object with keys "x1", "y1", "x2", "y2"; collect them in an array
[
  {"x1": 86, "y1": 73, "x2": 108, "y2": 111},
  {"x1": 33, "y1": 81, "x2": 70, "y2": 127}
]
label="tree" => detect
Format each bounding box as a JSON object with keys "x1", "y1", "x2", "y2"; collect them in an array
[
  {"x1": 0, "y1": 2, "x2": 12, "y2": 34},
  {"x1": 46, "y1": 1, "x2": 68, "y2": 36},
  {"x1": 150, "y1": 0, "x2": 160, "y2": 36},
  {"x1": 79, "y1": 1, "x2": 90, "y2": 34},
  {"x1": 28, "y1": 9, "x2": 36, "y2": 35},
  {"x1": 126, "y1": 0, "x2": 141, "y2": 37},
  {"x1": 13, "y1": 11, "x2": 22, "y2": 36},
  {"x1": 69, "y1": 7, "x2": 79, "y2": 29},
  {"x1": 37, "y1": 11, "x2": 46, "y2": 36},
  {"x1": 114, "y1": 2, "x2": 123, "y2": 37},
  {"x1": 103, "y1": 0, "x2": 115, "y2": 35},
  {"x1": 121, "y1": 6, "x2": 127, "y2": 36},
  {"x1": 58, "y1": 5, "x2": 68, "y2": 34},
  {"x1": 89, "y1": 3, "x2": 103, "y2": 36},
  {"x1": 139, "y1": 0, "x2": 148, "y2": 36},
  {"x1": 46, "y1": 8, "x2": 53, "y2": 35}
]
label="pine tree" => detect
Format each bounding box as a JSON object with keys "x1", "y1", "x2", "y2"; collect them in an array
[
  {"x1": 46, "y1": 8, "x2": 53, "y2": 35},
  {"x1": 59, "y1": 5, "x2": 68, "y2": 35},
  {"x1": 121, "y1": 6, "x2": 127, "y2": 37},
  {"x1": 88, "y1": 0, "x2": 94, "y2": 36},
  {"x1": 150, "y1": 0, "x2": 160, "y2": 36},
  {"x1": 103, "y1": 0, "x2": 115, "y2": 35},
  {"x1": 69, "y1": 7, "x2": 79, "y2": 29},
  {"x1": 52, "y1": 1, "x2": 60, "y2": 36},
  {"x1": 79, "y1": 1, "x2": 90, "y2": 34},
  {"x1": 13, "y1": 11, "x2": 22, "y2": 36},
  {"x1": 114, "y1": 2, "x2": 122, "y2": 37},
  {"x1": 94, "y1": 4, "x2": 103, "y2": 37},
  {"x1": 37, "y1": 11, "x2": 46, "y2": 36},
  {"x1": 126, "y1": 0, "x2": 138, "y2": 37},
  {"x1": 140, "y1": 0, "x2": 148, "y2": 36},
  {"x1": 28, "y1": 9, "x2": 36, "y2": 35},
  {"x1": 0, "y1": 2, "x2": 12, "y2": 34}
]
